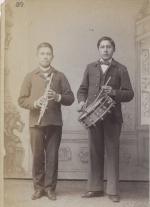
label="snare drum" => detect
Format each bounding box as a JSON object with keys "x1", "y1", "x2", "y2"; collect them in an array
[{"x1": 78, "y1": 94, "x2": 115, "y2": 128}]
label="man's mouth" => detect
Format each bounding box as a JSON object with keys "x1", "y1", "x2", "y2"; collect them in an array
[{"x1": 42, "y1": 60, "x2": 49, "y2": 63}]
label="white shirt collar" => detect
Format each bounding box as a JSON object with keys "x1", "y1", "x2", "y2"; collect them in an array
[
  {"x1": 100, "y1": 58, "x2": 112, "y2": 64},
  {"x1": 39, "y1": 65, "x2": 51, "y2": 73}
]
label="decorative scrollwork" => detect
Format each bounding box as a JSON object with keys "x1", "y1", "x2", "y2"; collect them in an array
[
  {"x1": 4, "y1": 2, "x2": 25, "y2": 177},
  {"x1": 78, "y1": 147, "x2": 88, "y2": 163},
  {"x1": 59, "y1": 146, "x2": 72, "y2": 161}
]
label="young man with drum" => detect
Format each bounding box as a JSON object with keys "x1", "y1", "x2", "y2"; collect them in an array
[
  {"x1": 18, "y1": 42, "x2": 74, "y2": 200},
  {"x1": 77, "y1": 36, "x2": 134, "y2": 202}
]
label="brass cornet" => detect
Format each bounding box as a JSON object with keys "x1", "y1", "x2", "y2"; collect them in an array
[{"x1": 37, "y1": 73, "x2": 54, "y2": 125}]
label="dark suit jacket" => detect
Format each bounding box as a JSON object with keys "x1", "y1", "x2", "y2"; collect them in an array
[
  {"x1": 18, "y1": 67, "x2": 74, "y2": 127},
  {"x1": 77, "y1": 59, "x2": 134, "y2": 123}
]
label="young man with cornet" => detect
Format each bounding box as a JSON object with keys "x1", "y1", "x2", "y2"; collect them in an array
[{"x1": 18, "y1": 42, "x2": 74, "y2": 200}]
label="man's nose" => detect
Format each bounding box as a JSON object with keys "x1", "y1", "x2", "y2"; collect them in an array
[
  {"x1": 44, "y1": 55, "x2": 48, "y2": 59},
  {"x1": 104, "y1": 47, "x2": 108, "y2": 52}
]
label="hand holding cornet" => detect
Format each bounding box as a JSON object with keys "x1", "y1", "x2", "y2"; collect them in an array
[
  {"x1": 47, "y1": 89, "x2": 60, "y2": 101},
  {"x1": 101, "y1": 85, "x2": 112, "y2": 94},
  {"x1": 34, "y1": 96, "x2": 47, "y2": 108},
  {"x1": 47, "y1": 89, "x2": 57, "y2": 100}
]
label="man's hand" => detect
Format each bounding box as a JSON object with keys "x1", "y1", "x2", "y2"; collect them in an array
[
  {"x1": 47, "y1": 89, "x2": 61, "y2": 102},
  {"x1": 77, "y1": 101, "x2": 86, "y2": 112},
  {"x1": 101, "y1": 85, "x2": 112, "y2": 94},
  {"x1": 47, "y1": 89, "x2": 57, "y2": 100},
  {"x1": 34, "y1": 89, "x2": 61, "y2": 109},
  {"x1": 34, "y1": 96, "x2": 47, "y2": 108}
]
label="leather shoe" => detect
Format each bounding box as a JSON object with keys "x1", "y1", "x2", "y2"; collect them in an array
[
  {"x1": 108, "y1": 195, "x2": 120, "y2": 202},
  {"x1": 47, "y1": 190, "x2": 57, "y2": 200},
  {"x1": 82, "y1": 191, "x2": 104, "y2": 198},
  {"x1": 31, "y1": 190, "x2": 44, "y2": 200}
]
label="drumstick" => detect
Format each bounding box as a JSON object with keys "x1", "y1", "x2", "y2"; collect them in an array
[
  {"x1": 94, "y1": 76, "x2": 111, "y2": 102},
  {"x1": 105, "y1": 76, "x2": 111, "y2": 86}
]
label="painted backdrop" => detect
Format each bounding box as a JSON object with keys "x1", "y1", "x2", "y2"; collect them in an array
[{"x1": 4, "y1": 0, "x2": 149, "y2": 180}]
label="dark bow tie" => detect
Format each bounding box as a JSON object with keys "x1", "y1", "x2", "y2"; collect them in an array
[{"x1": 99, "y1": 61, "x2": 110, "y2": 66}]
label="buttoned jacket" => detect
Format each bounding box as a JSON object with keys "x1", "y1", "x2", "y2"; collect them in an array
[
  {"x1": 18, "y1": 67, "x2": 74, "y2": 127},
  {"x1": 77, "y1": 59, "x2": 134, "y2": 123}
]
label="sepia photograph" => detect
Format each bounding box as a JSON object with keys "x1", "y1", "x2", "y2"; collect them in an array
[{"x1": 0, "y1": 0, "x2": 149, "y2": 206}]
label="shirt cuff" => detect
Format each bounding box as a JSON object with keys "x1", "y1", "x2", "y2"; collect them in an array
[
  {"x1": 55, "y1": 94, "x2": 61, "y2": 102},
  {"x1": 34, "y1": 101, "x2": 38, "y2": 108}
]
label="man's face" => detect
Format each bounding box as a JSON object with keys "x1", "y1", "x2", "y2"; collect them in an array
[
  {"x1": 37, "y1": 47, "x2": 53, "y2": 68},
  {"x1": 98, "y1": 40, "x2": 114, "y2": 61}
]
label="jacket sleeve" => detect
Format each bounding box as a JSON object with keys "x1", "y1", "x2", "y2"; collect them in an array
[
  {"x1": 77, "y1": 66, "x2": 89, "y2": 103},
  {"x1": 110, "y1": 67, "x2": 134, "y2": 102},
  {"x1": 60, "y1": 73, "x2": 75, "y2": 106},
  {"x1": 18, "y1": 73, "x2": 35, "y2": 110}
]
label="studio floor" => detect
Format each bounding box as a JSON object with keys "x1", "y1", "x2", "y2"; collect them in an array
[{"x1": 4, "y1": 179, "x2": 149, "y2": 207}]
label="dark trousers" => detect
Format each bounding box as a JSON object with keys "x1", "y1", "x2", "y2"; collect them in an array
[
  {"x1": 30, "y1": 125, "x2": 62, "y2": 192},
  {"x1": 87, "y1": 117, "x2": 122, "y2": 195}
]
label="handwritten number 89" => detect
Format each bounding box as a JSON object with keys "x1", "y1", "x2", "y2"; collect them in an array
[{"x1": 16, "y1": 1, "x2": 24, "y2": 7}]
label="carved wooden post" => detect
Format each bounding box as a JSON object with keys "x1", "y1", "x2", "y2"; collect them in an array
[
  {"x1": 136, "y1": 0, "x2": 150, "y2": 173},
  {"x1": 136, "y1": 0, "x2": 150, "y2": 125}
]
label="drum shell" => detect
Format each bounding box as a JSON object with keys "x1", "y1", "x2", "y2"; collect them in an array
[{"x1": 78, "y1": 95, "x2": 115, "y2": 128}]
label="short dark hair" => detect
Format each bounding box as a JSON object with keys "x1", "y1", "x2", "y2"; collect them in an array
[
  {"x1": 97, "y1": 36, "x2": 115, "y2": 51},
  {"x1": 37, "y1": 42, "x2": 53, "y2": 54}
]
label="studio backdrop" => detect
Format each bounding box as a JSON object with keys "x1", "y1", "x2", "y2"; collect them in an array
[{"x1": 4, "y1": 0, "x2": 149, "y2": 180}]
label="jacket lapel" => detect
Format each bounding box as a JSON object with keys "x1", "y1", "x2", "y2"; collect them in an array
[{"x1": 94, "y1": 61, "x2": 101, "y2": 88}]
